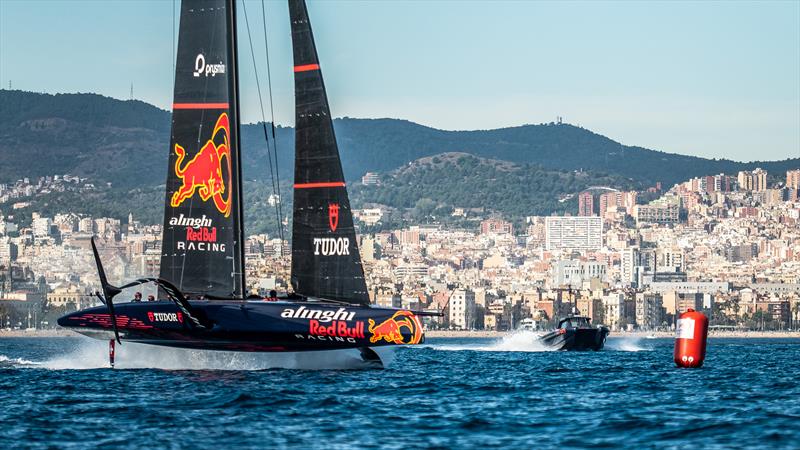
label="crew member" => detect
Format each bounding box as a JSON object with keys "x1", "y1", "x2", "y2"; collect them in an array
[
  {"x1": 266, "y1": 289, "x2": 278, "y2": 302},
  {"x1": 147, "y1": 294, "x2": 155, "y2": 302},
  {"x1": 132, "y1": 292, "x2": 142, "y2": 302}
]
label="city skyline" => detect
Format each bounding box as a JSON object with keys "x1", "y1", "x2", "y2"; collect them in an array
[{"x1": 0, "y1": 0, "x2": 798, "y2": 162}]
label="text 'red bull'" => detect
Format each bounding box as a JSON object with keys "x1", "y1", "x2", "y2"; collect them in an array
[
  {"x1": 368, "y1": 310, "x2": 423, "y2": 345},
  {"x1": 170, "y1": 113, "x2": 232, "y2": 217}
]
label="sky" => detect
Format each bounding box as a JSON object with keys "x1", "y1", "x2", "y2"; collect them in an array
[{"x1": 0, "y1": 0, "x2": 798, "y2": 162}]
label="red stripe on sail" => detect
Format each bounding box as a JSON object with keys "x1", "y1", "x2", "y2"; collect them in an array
[
  {"x1": 294, "y1": 182, "x2": 346, "y2": 189},
  {"x1": 294, "y1": 64, "x2": 320, "y2": 73},
  {"x1": 173, "y1": 103, "x2": 229, "y2": 110}
]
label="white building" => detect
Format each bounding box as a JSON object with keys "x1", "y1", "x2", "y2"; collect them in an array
[
  {"x1": 551, "y1": 260, "x2": 607, "y2": 287},
  {"x1": 603, "y1": 291, "x2": 626, "y2": 331},
  {"x1": 353, "y1": 208, "x2": 383, "y2": 226},
  {"x1": 78, "y1": 217, "x2": 94, "y2": 233},
  {"x1": 449, "y1": 289, "x2": 475, "y2": 330},
  {"x1": 0, "y1": 236, "x2": 15, "y2": 265},
  {"x1": 32, "y1": 215, "x2": 52, "y2": 238},
  {"x1": 545, "y1": 216, "x2": 602, "y2": 251}
]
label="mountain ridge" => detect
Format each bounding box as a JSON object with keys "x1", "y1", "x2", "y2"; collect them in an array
[{"x1": 1, "y1": 90, "x2": 797, "y2": 191}]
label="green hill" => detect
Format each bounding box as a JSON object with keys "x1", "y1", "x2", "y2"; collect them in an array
[
  {"x1": 350, "y1": 152, "x2": 637, "y2": 224},
  {"x1": 1, "y1": 90, "x2": 797, "y2": 232},
  {"x1": 2, "y1": 90, "x2": 797, "y2": 188}
]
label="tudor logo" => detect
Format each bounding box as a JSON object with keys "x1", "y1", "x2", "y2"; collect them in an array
[
  {"x1": 147, "y1": 312, "x2": 184, "y2": 323},
  {"x1": 313, "y1": 237, "x2": 350, "y2": 256},
  {"x1": 193, "y1": 53, "x2": 226, "y2": 77},
  {"x1": 328, "y1": 203, "x2": 340, "y2": 232}
]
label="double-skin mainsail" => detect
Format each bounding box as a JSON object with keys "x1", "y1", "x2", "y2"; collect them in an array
[
  {"x1": 160, "y1": 0, "x2": 368, "y2": 306},
  {"x1": 160, "y1": 0, "x2": 245, "y2": 299}
]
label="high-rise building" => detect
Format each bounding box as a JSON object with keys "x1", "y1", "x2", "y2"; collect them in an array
[
  {"x1": 0, "y1": 236, "x2": 16, "y2": 265},
  {"x1": 32, "y1": 216, "x2": 52, "y2": 238},
  {"x1": 449, "y1": 289, "x2": 475, "y2": 330},
  {"x1": 603, "y1": 291, "x2": 626, "y2": 330},
  {"x1": 78, "y1": 217, "x2": 94, "y2": 233},
  {"x1": 635, "y1": 292, "x2": 664, "y2": 330},
  {"x1": 599, "y1": 191, "x2": 638, "y2": 216},
  {"x1": 786, "y1": 170, "x2": 800, "y2": 190},
  {"x1": 713, "y1": 174, "x2": 732, "y2": 192},
  {"x1": 738, "y1": 168, "x2": 768, "y2": 191},
  {"x1": 545, "y1": 216, "x2": 602, "y2": 250},
  {"x1": 578, "y1": 191, "x2": 594, "y2": 216}
]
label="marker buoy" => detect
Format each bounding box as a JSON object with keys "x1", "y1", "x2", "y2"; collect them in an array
[{"x1": 674, "y1": 308, "x2": 708, "y2": 368}]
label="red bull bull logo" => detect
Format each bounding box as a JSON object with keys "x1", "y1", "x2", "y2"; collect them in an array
[
  {"x1": 368, "y1": 310, "x2": 423, "y2": 345},
  {"x1": 170, "y1": 113, "x2": 232, "y2": 217}
]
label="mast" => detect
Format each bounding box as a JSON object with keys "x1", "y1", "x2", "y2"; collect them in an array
[
  {"x1": 229, "y1": 0, "x2": 246, "y2": 296},
  {"x1": 288, "y1": 0, "x2": 370, "y2": 305},
  {"x1": 159, "y1": 0, "x2": 245, "y2": 299}
]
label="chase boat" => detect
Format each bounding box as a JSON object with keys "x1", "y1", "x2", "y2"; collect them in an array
[{"x1": 538, "y1": 316, "x2": 609, "y2": 351}]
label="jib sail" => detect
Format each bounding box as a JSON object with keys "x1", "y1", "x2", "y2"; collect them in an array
[
  {"x1": 288, "y1": 0, "x2": 370, "y2": 306},
  {"x1": 160, "y1": 0, "x2": 245, "y2": 298}
]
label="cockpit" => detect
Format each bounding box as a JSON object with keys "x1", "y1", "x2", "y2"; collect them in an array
[{"x1": 558, "y1": 316, "x2": 591, "y2": 329}]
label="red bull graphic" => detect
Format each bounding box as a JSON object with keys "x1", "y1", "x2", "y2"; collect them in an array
[
  {"x1": 368, "y1": 310, "x2": 423, "y2": 345},
  {"x1": 170, "y1": 113, "x2": 232, "y2": 217},
  {"x1": 328, "y1": 203, "x2": 340, "y2": 232},
  {"x1": 309, "y1": 320, "x2": 365, "y2": 339}
]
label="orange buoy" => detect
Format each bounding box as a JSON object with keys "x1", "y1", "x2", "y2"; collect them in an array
[{"x1": 674, "y1": 309, "x2": 708, "y2": 368}]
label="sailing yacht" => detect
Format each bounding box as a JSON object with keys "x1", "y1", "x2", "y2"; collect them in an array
[{"x1": 58, "y1": 0, "x2": 429, "y2": 367}]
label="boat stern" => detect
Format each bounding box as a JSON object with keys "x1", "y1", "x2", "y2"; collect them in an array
[{"x1": 365, "y1": 309, "x2": 425, "y2": 346}]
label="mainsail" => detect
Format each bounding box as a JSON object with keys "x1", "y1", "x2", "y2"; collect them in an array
[
  {"x1": 289, "y1": 0, "x2": 370, "y2": 305},
  {"x1": 160, "y1": 0, "x2": 245, "y2": 298}
]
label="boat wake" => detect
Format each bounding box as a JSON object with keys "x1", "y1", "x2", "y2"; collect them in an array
[
  {"x1": 428, "y1": 330, "x2": 556, "y2": 352},
  {"x1": 605, "y1": 336, "x2": 649, "y2": 352},
  {"x1": 426, "y1": 332, "x2": 653, "y2": 353},
  {"x1": 4, "y1": 338, "x2": 395, "y2": 371},
  {"x1": 0, "y1": 354, "x2": 42, "y2": 367}
]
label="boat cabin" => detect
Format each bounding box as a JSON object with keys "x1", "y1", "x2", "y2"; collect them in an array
[{"x1": 558, "y1": 316, "x2": 592, "y2": 329}]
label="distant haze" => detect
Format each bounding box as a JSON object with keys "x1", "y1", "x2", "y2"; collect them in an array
[{"x1": 0, "y1": 0, "x2": 798, "y2": 161}]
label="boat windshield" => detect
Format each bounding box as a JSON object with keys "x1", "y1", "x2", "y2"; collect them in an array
[{"x1": 559, "y1": 317, "x2": 591, "y2": 329}]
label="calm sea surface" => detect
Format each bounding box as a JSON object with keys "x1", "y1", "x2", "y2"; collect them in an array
[{"x1": 1, "y1": 334, "x2": 799, "y2": 449}]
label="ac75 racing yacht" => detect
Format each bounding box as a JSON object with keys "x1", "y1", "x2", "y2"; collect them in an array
[{"x1": 58, "y1": 0, "x2": 434, "y2": 368}]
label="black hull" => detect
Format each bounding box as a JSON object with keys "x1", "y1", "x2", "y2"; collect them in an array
[
  {"x1": 58, "y1": 301, "x2": 424, "y2": 353},
  {"x1": 538, "y1": 327, "x2": 609, "y2": 351}
]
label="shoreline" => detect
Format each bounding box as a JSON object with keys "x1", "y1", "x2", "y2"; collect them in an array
[
  {"x1": 2, "y1": 329, "x2": 799, "y2": 339},
  {"x1": 424, "y1": 330, "x2": 800, "y2": 339}
]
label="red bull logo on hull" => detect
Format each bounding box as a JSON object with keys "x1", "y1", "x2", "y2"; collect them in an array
[
  {"x1": 368, "y1": 310, "x2": 423, "y2": 345},
  {"x1": 170, "y1": 113, "x2": 232, "y2": 217}
]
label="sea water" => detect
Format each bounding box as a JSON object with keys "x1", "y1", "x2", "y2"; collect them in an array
[{"x1": 1, "y1": 334, "x2": 798, "y2": 449}]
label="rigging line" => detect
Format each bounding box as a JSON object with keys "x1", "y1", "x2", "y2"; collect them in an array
[
  {"x1": 261, "y1": 0, "x2": 285, "y2": 253},
  {"x1": 242, "y1": 1, "x2": 285, "y2": 247}
]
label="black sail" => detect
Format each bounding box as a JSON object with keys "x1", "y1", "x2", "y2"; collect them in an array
[
  {"x1": 160, "y1": 0, "x2": 245, "y2": 298},
  {"x1": 288, "y1": 0, "x2": 370, "y2": 305}
]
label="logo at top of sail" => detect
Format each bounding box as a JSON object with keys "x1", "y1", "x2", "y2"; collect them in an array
[
  {"x1": 328, "y1": 203, "x2": 340, "y2": 232},
  {"x1": 193, "y1": 54, "x2": 226, "y2": 78},
  {"x1": 170, "y1": 113, "x2": 232, "y2": 217}
]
